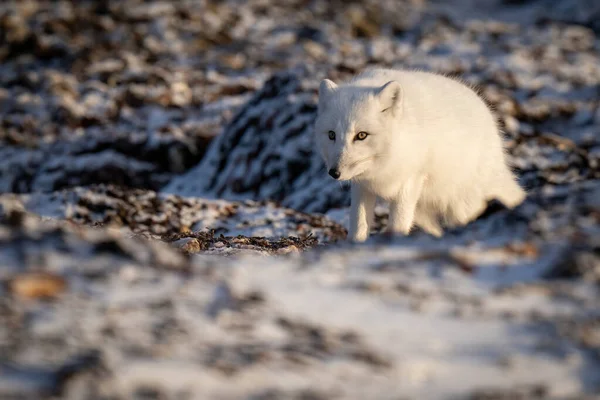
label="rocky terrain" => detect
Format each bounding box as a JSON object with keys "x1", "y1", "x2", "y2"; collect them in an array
[{"x1": 1, "y1": 0, "x2": 600, "y2": 399}]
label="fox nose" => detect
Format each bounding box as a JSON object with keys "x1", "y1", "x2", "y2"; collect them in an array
[{"x1": 328, "y1": 168, "x2": 341, "y2": 179}]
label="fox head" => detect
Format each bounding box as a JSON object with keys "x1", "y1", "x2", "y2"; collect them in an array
[{"x1": 314, "y1": 78, "x2": 402, "y2": 181}]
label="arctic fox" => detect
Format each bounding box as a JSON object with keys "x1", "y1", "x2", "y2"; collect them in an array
[{"x1": 315, "y1": 68, "x2": 526, "y2": 242}]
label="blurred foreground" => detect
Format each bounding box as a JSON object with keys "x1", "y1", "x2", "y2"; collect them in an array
[{"x1": 1, "y1": 0, "x2": 600, "y2": 398}]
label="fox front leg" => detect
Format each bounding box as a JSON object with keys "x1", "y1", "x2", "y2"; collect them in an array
[
  {"x1": 388, "y1": 175, "x2": 425, "y2": 235},
  {"x1": 348, "y1": 184, "x2": 376, "y2": 242}
]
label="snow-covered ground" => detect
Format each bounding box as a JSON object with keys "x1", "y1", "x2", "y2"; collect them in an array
[
  {"x1": 1, "y1": 201, "x2": 599, "y2": 398},
  {"x1": 1, "y1": 0, "x2": 599, "y2": 398}
]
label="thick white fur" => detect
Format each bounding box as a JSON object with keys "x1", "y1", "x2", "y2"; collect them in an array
[{"x1": 315, "y1": 68, "x2": 526, "y2": 242}]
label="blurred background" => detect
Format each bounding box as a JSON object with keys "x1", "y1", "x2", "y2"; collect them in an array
[
  {"x1": 1, "y1": 1, "x2": 600, "y2": 399},
  {"x1": 1, "y1": 0, "x2": 598, "y2": 195}
]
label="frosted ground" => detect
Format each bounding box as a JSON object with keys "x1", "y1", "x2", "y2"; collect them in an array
[{"x1": 1, "y1": 0, "x2": 600, "y2": 399}]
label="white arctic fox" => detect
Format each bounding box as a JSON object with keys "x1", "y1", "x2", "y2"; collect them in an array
[{"x1": 315, "y1": 68, "x2": 526, "y2": 242}]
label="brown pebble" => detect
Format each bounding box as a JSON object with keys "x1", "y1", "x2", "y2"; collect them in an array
[
  {"x1": 8, "y1": 272, "x2": 67, "y2": 300},
  {"x1": 174, "y1": 237, "x2": 201, "y2": 254},
  {"x1": 276, "y1": 245, "x2": 299, "y2": 255},
  {"x1": 506, "y1": 242, "x2": 539, "y2": 258}
]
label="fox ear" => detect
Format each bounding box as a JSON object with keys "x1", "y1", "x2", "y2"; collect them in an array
[
  {"x1": 377, "y1": 80, "x2": 402, "y2": 115},
  {"x1": 318, "y1": 79, "x2": 338, "y2": 108}
]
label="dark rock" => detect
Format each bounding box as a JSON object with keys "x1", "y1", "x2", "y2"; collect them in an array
[{"x1": 164, "y1": 68, "x2": 350, "y2": 214}]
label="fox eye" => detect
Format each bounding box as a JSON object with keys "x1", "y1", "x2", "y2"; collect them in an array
[
  {"x1": 328, "y1": 131, "x2": 336, "y2": 141},
  {"x1": 355, "y1": 131, "x2": 369, "y2": 141}
]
